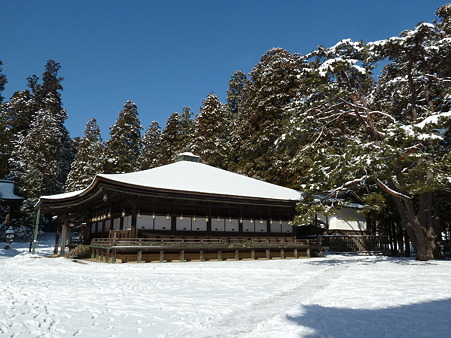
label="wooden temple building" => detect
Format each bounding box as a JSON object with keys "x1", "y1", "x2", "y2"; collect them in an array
[{"x1": 36, "y1": 152, "x2": 322, "y2": 263}]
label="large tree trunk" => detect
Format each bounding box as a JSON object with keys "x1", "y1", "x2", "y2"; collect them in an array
[
  {"x1": 392, "y1": 196, "x2": 436, "y2": 260},
  {"x1": 419, "y1": 191, "x2": 441, "y2": 259}
]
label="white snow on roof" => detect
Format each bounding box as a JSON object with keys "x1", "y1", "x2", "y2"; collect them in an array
[
  {"x1": 41, "y1": 189, "x2": 85, "y2": 200},
  {"x1": 97, "y1": 161, "x2": 301, "y2": 201},
  {"x1": 39, "y1": 161, "x2": 301, "y2": 202},
  {"x1": 177, "y1": 151, "x2": 199, "y2": 158}
]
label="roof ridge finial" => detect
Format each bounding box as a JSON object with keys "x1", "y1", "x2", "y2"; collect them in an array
[{"x1": 174, "y1": 146, "x2": 201, "y2": 163}]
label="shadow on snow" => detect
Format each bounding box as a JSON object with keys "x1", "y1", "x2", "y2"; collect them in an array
[
  {"x1": 0, "y1": 232, "x2": 55, "y2": 258},
  {"x1": 306, "y1": 256, "x2": 441, "y2": 266},
  {"x1": 287, "y1": 298, "x2": 451, "y2": 337}
]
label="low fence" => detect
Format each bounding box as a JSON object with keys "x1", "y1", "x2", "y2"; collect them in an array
[{"x1": 320, "y1": 235, "x2": 390, "y2": 254}]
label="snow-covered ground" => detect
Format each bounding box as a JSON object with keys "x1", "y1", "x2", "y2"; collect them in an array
[{"x1": 1, "y1": 234, "x2": 451, "y2": 338}]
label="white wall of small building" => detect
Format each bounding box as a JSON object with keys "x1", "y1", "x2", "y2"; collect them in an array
[{"x1": 320, "y1": 207, "x2": 366, "y2": 232}]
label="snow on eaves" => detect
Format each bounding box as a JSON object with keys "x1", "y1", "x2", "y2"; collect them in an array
[{"x1": 98, "y1": 161, "x2": 302, "y2": 201}]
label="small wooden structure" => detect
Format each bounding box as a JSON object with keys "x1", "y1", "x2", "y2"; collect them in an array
[
  {"x1": 36, "y1": 152, "x2": 323, "y2": 262},
  {"x1": 0, "y1": 180, "x2": 23, "y2": 226}
]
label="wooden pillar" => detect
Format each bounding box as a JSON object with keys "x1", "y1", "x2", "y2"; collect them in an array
[
  {"x1": 180, "y1": 250, "x2": 185, "y2": 262},
  {"x1": 266, "y1": 249, "x2": 271, "y2": 260},
  {"x1": 206, "y1": 215, "x2": 212, "y2": 237},
  {"x1": 137, "y1": 250, "x2": 142, "y2": 263},
  {"x1": 200, "y1": 250, "x2": 205, "y2": 261},
  {"x1": 112, "y1": 232, "x2": 117, "y2": 246},
  {"x1": 54, "y1": 222, "x2": 62, "y2": 255},
  {"x1": 251, "y1": 249, "x2": 256, "y2": 260},
  {"x1": 160, "y1": 250, "x2": 165, "y2": 263},
  {"x1": 87, "y1": 221, "x2": 92, "y2": 243},
  {"x1": 294, "y1": 248, "x2": 298, "y2": 258},
  {"x1": 306, "y1": 248, "x2": 311, "y2": 258},
  {"x1": 112, "y1": 250, "x2": 117, "y2": 263},
  {"x1": 60, "y1": 220, "x2": 68, "y2": 256},
  {"x1": 207, "y1": 203, "x2": 212, "y2": 237},
  {"x1": 66, "y1": 226, "x2": 72, "y2": 248},
  {"x1": 280, "y1": 248, "x2": 285, "y2": 259},
  {"x1": 119, "y1": 212, "x2": 124, "y2": 231},
  {"x1": 131, "y1": 203, "x2": 137, "y2": 238},
  {"x1": 171, "y1": 215, "x2": 177, "y2": 236},
  {"x1": 218, "y1": 250, "x2": 222, "y2": 261},
  {"x1": 31, "y1": 208, "x2": 41, "y2": 254},
  {"x1": 235, "y1": 249, "x2": 240, "y2": 260}
]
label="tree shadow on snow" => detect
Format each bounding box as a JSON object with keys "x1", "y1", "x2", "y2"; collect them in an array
[
  {"x1": 306, "y1": 256, "x2": 440, "y2": 266},
  {"x1": 0, "y1": 233, "x2": 55, "y2": 258},
  {"x1": 0, "y1": 245, "x2": 21, "y2": 257},
  {"x1": 287, "y1": 298, "x2": 451, "y2": 337}
]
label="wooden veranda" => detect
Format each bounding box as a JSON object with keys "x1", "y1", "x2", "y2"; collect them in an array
[{"x1": 75, "y1": 236, "x2": 323, "y2": 263}]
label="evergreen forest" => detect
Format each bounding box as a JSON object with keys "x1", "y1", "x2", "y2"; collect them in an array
[{"x1": 0, "y1": 4, "x2": 450, "y2": 260}]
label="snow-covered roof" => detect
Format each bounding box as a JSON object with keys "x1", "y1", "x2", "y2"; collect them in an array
[
  {"x1": 41, "y1": 189, "x2": 84, "y2": 200},
  {"x1": 40, "y1": 161, "x2": 302, "y2": 202},
  {"x1": 0, "y1": 180, "x2": 23, "y2": 200}
]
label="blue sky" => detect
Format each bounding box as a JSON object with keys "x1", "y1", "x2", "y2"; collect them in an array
[{"x1": 1, "y1": 0, "x2": 448, "y2": 138}]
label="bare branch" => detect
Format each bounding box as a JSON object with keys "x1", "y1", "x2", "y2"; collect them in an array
[
  {"x1": 404, "y1": 143, "x2": 425, "y2": 154},
  {"x1": 373, "y1": 177, "x2": 413, "y2": 201},
  {"x1": 298, "y1": 127, "x2": 325, "y2": 154},
  {"x1": 367, "y1": 111, "x2": 397, "y2": 123},
  {"x1": 322, "y1": 175, "x2": 370, "y2": 201}
]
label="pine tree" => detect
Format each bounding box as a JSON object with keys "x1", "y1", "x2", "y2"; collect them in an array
[
  {"x1": 226, "y1": 71, "x2": 248, "y2": 168},
  {"x1": 234, "y1": 48, "x2": 301, "y2": 186},
  {"x1": 366, "y1": 14, "x2": 451, "y2": 260},
  {"x1": 0, "y1": 106, "x2": 11, "y2": 179},
  {"x1": 0, "y1": 60, "x2": 7, "y2": 104},
  {"x1": 10, "y1": 106, "x2": 67, "y2": 199},
  {"x1": 1, "y1": 88, "x2": 39, "y2": 180},
  {"x1": 157, "y1": 112, "x2": 182, "y2": 165},
  {"x1": 103, "y1": 100, "x2": 142, "y2": 174},
  {"x1": 66, "y1": 118, "x2": 104, "y2": 191},
  {"x1": 192, "y1": 93, "x2": 230, "y2": 168},
  {"x1": 8, "y1": 61, "x2": 71, "y2": 198},
  {"x1": 4, "y1": 90, "x2": 36, "y2": 135},
  {"x1": 139, "y1": 121, "x2": 162, "y2": 170},
  {"x1": 0, "y1": 62, "x2": 11, "y2": 178},
  {"x1": 281, "y1": 7, "x2": 451, "y2": 260},
  {"x1": 226, "y1": 70, "x2": 247, "y2": 118},
  {"x1": 179, "y1": 106, "x2": 195, "y2": 148},
  {"x1": 28, "y1": 60, "x2": 64, "y2": 114}
]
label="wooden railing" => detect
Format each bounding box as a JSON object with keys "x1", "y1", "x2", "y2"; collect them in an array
[
  {"x1": 320, "y1": 235, "x2": 390, "y2": 253},
  {"x1": 90, "y1": 237, "x2": 321, "y2": 249}
]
